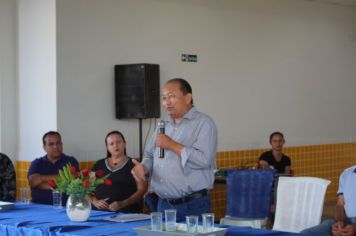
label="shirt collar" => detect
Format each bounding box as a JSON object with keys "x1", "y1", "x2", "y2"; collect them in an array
[
  {"x1": 169, "y1": 106, "x2": 196, "y2": 124},
  {"x1": 183, "y1": 106, "x2": 196, "y2": 120},
  {"x1": 45, "y1": 154, "x2": 64, "y2": 165}
]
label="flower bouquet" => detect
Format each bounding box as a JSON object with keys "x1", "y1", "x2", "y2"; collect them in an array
[
  {"x1": 48, "y1": 164, "x2": 111, "y2": 199},
  {"x1": 48, "y1": 164, "x2": 111, "y2": 221}
]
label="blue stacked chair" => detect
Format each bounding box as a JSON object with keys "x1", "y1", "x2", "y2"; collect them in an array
[{"x1": 221, "y1": 169, "x2": 276, "y2": 228}]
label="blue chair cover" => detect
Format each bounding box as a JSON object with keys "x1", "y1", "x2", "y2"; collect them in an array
[{"x1": 226, "y1": 169, "x2": 275, "y2": 219}]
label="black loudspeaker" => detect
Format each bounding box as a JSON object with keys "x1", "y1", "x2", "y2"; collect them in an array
[{"x1": 115, "y1": 63, "x2": 160, "y2": 119}]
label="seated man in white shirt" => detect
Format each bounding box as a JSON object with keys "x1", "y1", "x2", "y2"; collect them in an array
[{"x1": 301, "y1": 165, "x2": 356, "y2": 236}]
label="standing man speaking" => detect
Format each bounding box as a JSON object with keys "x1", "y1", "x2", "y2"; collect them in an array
[{"x1": 132, "y1": 78, "x2": 217, "y2": 220}]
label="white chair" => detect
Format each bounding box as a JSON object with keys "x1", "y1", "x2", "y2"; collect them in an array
[{"x1": 272, "y1": 176, "x2": 331, "y2": 233}]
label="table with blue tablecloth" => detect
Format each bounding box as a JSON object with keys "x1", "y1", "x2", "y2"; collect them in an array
[{"x1": 0, "y1": 203, "x2": 306, "y2": 236}]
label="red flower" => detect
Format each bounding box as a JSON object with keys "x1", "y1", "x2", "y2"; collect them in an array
[
  {"x1": 95, "y1": 169, "x2": 105, "y2": 178},
  {"x1": 48, "y1": 179, "x2": 57, "y2": 189},
  {"x1": 82, "y1": 180, "x2": 90, "y2": 188},
  {"x1": 82, "y1": 169, "x2": 89, "y2": 176},
  {"x1": 70, "y1": 166, "x2": 77, "y2": 174},
  {"x1": 104, "y1": 179, "x2": 112, "y2": 186}
]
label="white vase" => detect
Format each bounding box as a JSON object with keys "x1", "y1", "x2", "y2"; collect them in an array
[{"x1": 66, "y1": 194, "x2": 92, "y2": 222}]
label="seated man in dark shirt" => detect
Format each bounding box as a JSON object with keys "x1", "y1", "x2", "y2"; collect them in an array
[
  {"x1": 28, "y1": 131, "x2": 79, "y2": 205},
  {"x1": 0, "y1": 153, "x2": 16, "y2": 202},
  {"x1": 258, "y1": 131, "x2": 291, "y2": 174}
]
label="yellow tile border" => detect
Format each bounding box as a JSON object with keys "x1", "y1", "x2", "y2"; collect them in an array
[{"x1": 15, "y1": 142, "x2": 356, "y2": 212}]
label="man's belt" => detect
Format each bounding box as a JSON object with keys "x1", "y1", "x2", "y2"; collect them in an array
[
  {"x1": 348, "y1": 217, "x2": 356, "y2": 224},
  {"x1": 167, "y1": 189, "x2": 208, "y2": 205}
]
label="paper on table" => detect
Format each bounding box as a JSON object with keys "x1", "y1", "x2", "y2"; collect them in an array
[
  {"x1": 106, "y1": 213, "x2": 151, "y2": 223},
  {"x1": 0, "y1": 201, "x2": 14, "y2": 211}
]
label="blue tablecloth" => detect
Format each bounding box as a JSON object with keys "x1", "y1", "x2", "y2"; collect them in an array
[
  {"x1": 225, "y1": 227, "x2": 306, "y2": 236},
  {"x1": 0, "y1": 203, "x2": 148, "y2": 236},
  {"x1": 0, "y1": 203, "x2": 306, "y2": 236}
]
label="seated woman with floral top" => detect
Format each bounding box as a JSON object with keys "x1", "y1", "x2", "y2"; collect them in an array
[
  {"x1": 0, "y1": 153, "x2": 16, "y2": 202},
  {"x1": 91, "y1": 131, "x2": 148, "y2": 213}
]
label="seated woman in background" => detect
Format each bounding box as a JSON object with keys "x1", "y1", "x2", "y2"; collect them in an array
[
  {"x1": 258, "y1": 131, "x2": 292, "y2": 174},
  {"x1": 91, "y1": 131, "x2": 147, "y2": 213}
]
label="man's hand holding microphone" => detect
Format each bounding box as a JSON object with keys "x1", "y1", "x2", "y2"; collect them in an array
[
  {"x1": 157, "y1": 120, "x2": 165, "y2": 158},
  {"x1": 155, "y1": 121, "x2": 183, "y2": 158},
  {"x1": 132, "y1": 120, "x2": 184, "y2": 181}
]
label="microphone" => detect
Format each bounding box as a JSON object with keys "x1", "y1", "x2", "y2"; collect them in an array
[{"x1": 158, "y1": 120, "x2": 165, "y2": 158}]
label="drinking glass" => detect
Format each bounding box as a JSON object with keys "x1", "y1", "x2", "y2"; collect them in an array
[
  {"x1": 202, "y1": 213, "x2": 214, "y2": 232},
  {"x1": 52, "y1": 189, "x2": 62, "y2": 208},
  {"x1": 20, "y1": 188, "x2": 30, "y2": 204},
  {"x1": 186, "y1": 215, "x2": 199, "y2": 234},
  {"x1": 164, "y1": 209, "x2": 177, "y2": 232},
  {"x1": 150, "y1": 212, "x2": 163, "y2": 231}
]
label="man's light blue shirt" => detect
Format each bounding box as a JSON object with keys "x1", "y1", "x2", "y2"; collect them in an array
[
  {"x1": 141, "y1": 106, "x2": 218, "y2": 199},
  {"x1": 337, "y1": 165, "x2": 356, "y2": 218}
]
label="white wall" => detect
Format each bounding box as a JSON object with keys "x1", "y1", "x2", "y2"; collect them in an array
[
  {"x1": 0, "y1": 0, "x2": 17, "y2": 161},
  {"x1": 18, "y1": 0, "x2": 57, "y2": 161},
  {"x1": 56, "y1": 0, "x2": 356, "y2": 160}
]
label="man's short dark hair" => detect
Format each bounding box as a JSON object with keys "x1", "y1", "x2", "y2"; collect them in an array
[
  {"x1": 269, "y1": 131, "x2": 284, "y2": 142},
  {"x1": 42, "y1": 131, "x2": 62, "y2": 145},
  {"x1": 167, "y1": 78, "x2": 193, "y2": 104}
]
